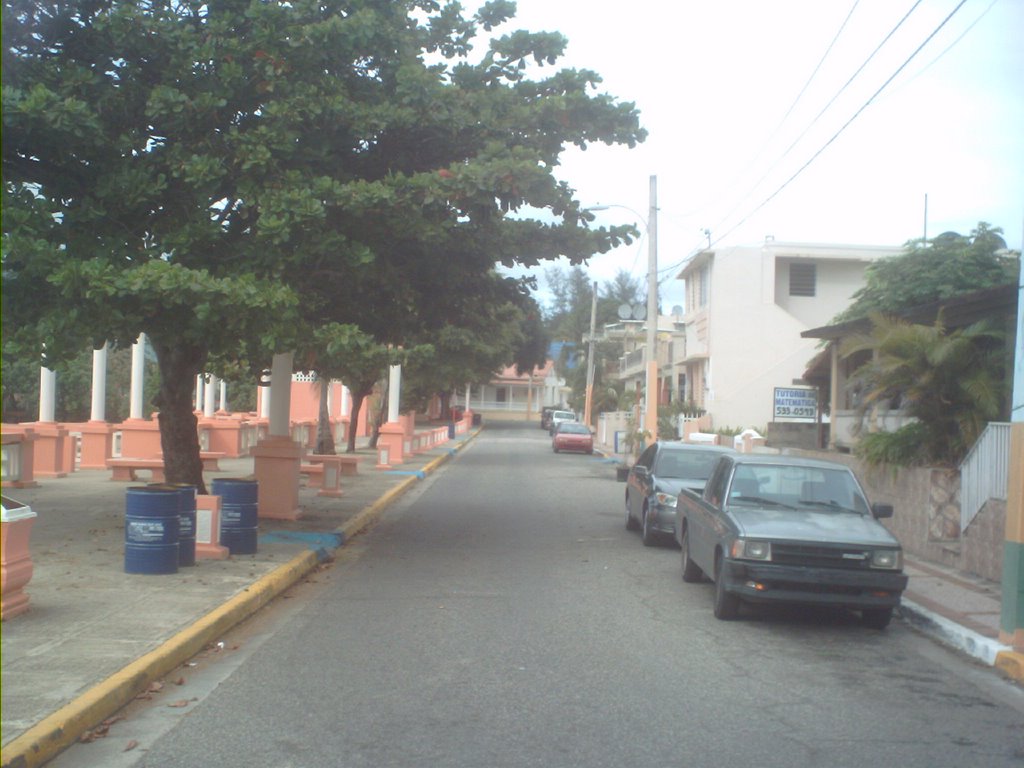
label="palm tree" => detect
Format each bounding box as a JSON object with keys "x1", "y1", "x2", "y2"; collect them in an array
[{"x1": 840, "y1": 313, "x2": 1005, "y2": 467}]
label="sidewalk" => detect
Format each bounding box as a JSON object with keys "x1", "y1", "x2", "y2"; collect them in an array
[{"x1": 2, "y1": 431, "x2": 1022, "y2": 768}]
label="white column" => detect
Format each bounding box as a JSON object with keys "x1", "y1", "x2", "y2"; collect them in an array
[
  {"x1": 203, "y1": 375, "x2": 217, "y2": 417},
  {"x1": 219, "y1": 380, "x2": 227, "y2": 412},
  {"x1": 195, "y1": 375, "x2": 204, "y2": 411},
  {"x1": 130, "y1": 333, "x2": 146, "y2": 419},
  {"x1": 39, "y1": 365, "x2": 56, "y2": 422},
  {"x1": 465, "y1": 384, "x2": 471, "y2": 410},
  {"x1": 387, "y1": 364, "x2": 401, "y2": 423},
  {"x1": 269, "y1": 352, "x2": 293, "y2": 437},
  {"x1": 259, "y1": 380, "x2": 270, "y2": 418},
  {"x1": 341, "y1": 385, "x2": 350, "y2": 418},
  {"x1": 90, "y1": 344, "x2": 108, "y2": 421}
]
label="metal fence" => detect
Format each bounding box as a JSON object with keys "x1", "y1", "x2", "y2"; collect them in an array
[{"x1": 960, "y1": 422, "x2": 1010, "y2": 532}]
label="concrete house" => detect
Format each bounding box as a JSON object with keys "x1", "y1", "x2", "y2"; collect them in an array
[{"x1": 677, "y1": 239, "x2": 901, "y2": 431}]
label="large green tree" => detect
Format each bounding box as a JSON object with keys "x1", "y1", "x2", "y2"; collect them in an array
[
  {"x1": 834, "y1": 223, "x2": 1019, "y2": 323},
  {"x1": 3, "y1": 0, "x2": 645, "y2": 487}
]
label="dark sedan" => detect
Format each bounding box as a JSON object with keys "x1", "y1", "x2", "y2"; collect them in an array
[{"x1": 625, "y1": 441, "x2": 736, "y2": 546}]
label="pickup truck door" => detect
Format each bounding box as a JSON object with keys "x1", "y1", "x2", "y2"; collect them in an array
[{"x1": 689, "y1": 457, "x2": 731, "y2": 572}]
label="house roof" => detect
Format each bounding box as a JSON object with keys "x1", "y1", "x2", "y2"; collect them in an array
[
  {"x1": 492, "y1": 359, "x2": 555, "y2": 383},
  {"x1": 801, "y1": 283, "x2": 1018, "y2": 341}
]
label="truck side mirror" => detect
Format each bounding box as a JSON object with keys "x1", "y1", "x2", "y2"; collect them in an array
[{"x1": 871, "y1": 503, "x2": 894, "y2": 519}]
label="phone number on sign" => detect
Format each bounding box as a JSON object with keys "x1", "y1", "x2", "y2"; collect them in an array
[{"x1": 774, "y1": 406, "x2": 816, "y2": 418}]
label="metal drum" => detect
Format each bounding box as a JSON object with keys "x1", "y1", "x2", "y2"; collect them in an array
[
  {"x1": 211, "y1": 478, "x2": 258, "y2": 555},
  {"x1": 125, "y1": 486, "x2": 180, "y2": 575},
  {"x1": 147, "y1": 484, "x2": 198, "y2": 566}
]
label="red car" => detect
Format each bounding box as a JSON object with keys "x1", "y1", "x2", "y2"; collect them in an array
[{"x1": 552, "y1": 422, "x2": 594, "y2": 454}]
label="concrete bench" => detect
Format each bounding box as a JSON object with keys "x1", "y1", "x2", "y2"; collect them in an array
[
  {"x1": 336, "y1": 455, "x2": 360, "y2": 475},
  {"x1": 107, "y1": 458, "x2": 165, "y2": 482},
  {"x1": 300, "y1": 455, "x2": 344, "y2": 497},
  {"x1": 200, "y1": 451, "x2": 225, "y2": 471}
]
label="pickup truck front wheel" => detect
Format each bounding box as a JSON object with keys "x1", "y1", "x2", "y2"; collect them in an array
[
  {"x1": 680, "y1": 526, "x2": 703, "y2": 583},
  {"x1": 713, "y1": 556, "x2": 740, "y2": 620},
  {"x1": 861, "y1": 607, "x2": 893, "y2": 630},
  {"x1": 625, "y1": 493, "x2": 639, "y2": 531}
]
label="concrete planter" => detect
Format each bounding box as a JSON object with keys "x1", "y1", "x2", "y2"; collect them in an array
[{"x1": 1, "y1": 495, "x2": 37, "y2": 619}]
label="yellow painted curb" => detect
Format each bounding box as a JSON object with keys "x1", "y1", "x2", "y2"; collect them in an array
[
  {"x1": 994, "y1": 650, "x2": 1024, "y2": 685},
  {"x1": 1, "y1": 551, "x2": 320, "y2": 768}
]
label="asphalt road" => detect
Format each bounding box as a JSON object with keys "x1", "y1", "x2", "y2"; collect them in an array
[{"x1": 52, "y1": 422, "x2": 1024, "y2": 768}]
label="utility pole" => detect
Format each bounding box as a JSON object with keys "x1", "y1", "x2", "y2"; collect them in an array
[
  {"x1": 644, "y1": 174, "x2": 659, "y2": 446},
  {"x1": 584, "y1": 281, "x2": 598, "y2": 428}
]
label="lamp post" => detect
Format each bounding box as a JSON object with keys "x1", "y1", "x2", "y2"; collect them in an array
[{"x1": 586, "y1": 174, "x2": 659, "y2": 445}]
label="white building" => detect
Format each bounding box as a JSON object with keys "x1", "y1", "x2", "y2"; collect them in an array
[{"x1": 677, "y1": 240, "x2": 901, "y2": 431}]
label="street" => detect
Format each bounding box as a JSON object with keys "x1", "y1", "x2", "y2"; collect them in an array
[{"x1": 52, "y1": 422, "x2": 1024, "y2": 768}]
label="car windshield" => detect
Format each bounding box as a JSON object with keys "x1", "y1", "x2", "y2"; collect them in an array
[
  {"x1": 727, "y1": 464, "x2": 869, "y2": 514},
  {"x1": 654, "y1": 450, "x2": 722, "y2": 480},
  {"x1": 557, "y1": 423, "x2": 590, "y2": 435}
]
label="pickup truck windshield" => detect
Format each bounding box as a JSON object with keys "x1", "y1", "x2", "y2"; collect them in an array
[{"x1": 726, "y1": 464, "x2": 869, "y2": 514}]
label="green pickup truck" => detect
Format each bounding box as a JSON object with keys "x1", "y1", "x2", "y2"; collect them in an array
[{"x1": 675, "y1": 453, "x2": 908, "y2": 629}]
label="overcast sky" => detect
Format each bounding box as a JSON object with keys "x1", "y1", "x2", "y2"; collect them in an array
[{"x1": 477, "y1": 0, "x2": 1024, "y2": 311}]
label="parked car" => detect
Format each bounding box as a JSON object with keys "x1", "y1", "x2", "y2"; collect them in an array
[
  {"x1": 547, "y1": 410, "x2": 576, "y2": 435},
  {"x1": 675, "y1": 454, "x2": 907, "y2": 628},
  {"x1": 540, "y1": 406, "x2": 558, "y2": 430},
  {"x1": 552, "y1": 422, "x2": 594, "y2": 454},
  {"x1": 625, "y1": 442, "x2": 736, "y2": 547}
]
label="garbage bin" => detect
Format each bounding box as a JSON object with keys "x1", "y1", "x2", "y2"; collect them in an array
[
  {"x1": 125, "y1": 486, "x2": 180, "y2": 575},
  {"x1": 472, "y1": 413, "x2": 482, "y2": 426},
  {"x1": 447, "y1": 421, "x2": 456, "y2": 439}
]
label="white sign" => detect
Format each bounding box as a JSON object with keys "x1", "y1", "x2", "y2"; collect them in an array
[{"x1": 773, "y1": 387, "x2": 818, "y2": 422}]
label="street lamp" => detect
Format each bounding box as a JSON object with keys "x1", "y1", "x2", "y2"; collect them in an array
[{"x1": 585, "y1": 174, "x2": 659, "y2": 446}]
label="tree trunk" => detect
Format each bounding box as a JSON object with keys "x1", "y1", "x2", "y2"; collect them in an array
[
  {"x1": 345, "y1": 392, "x2": 365, "y2": 453},
  {"x1": 315, "y1": 378, "x2": 335, "y2": 455},
  {"x1": 151, "y1": 338, "x2": 207, "y2": 494},
  {"x1": 440, "y1": 391, "x2": 451, "y2": 421}
]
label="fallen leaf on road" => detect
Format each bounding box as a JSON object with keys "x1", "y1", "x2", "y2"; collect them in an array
[{"x1": 124, "y1": 740, "x2": 139, "y2": 752}]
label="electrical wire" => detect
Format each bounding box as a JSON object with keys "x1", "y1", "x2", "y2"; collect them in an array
[
  {"x1": 664, "y1": 0, "x2": 970, "y2": 276},
  {"x1": 713, "y1": 0, "x2": 925, "y2": 235}
]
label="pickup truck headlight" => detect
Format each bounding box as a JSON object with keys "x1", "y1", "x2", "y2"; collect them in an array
[
  {"x1": 870, "y1": 549, "x2": 902, "y2": 570},
  {"x1": 730, "y1": 539, "x2": 772, "y2": 561},
  {"x1": 655, "y1": 492, "x2": 678, "y2": 508}
]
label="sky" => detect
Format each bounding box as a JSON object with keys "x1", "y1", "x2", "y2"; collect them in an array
[{"x1": 474, "y1": 0, "x2": 1024, "y2": 312}]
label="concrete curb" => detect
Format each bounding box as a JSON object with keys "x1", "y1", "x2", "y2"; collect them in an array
[
  {"x1": 900, "y1": 598, "x2": 1012, "y2": 667},
  {"x1": 0, "y1": 429, "x2": 481, "y2": 768}
]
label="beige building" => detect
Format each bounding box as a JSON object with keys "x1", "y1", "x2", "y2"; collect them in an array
[{"x1": 677, "y1": 239, "x2": 901, "y2": 431}]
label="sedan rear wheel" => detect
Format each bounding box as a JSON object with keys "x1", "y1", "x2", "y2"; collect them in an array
[
  {"x1": 680, "y1": 526, "x2": 703, "y2": 583},
  {"x1": 713, "y1": 555, "x2": 740, "y2": 620}
]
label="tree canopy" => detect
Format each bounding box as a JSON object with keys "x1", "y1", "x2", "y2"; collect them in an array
[
  {"x1": 833, "y1": 223, "x2": 1019, "y2": 323},
  {"x1": 2, "y1": 0, "x2": 646, "y2": 485}
]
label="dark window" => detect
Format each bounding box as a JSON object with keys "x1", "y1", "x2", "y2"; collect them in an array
[{"x1": 789, "y1": 263, "x2": 816, "y2": 297}]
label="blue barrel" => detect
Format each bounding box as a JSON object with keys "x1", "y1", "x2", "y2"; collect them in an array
[
  {"x1": 151, "y1": 484, "x2": 198, "y2": 567},
  {"x1": 125, "y1": 486, "x2": 180, "y2": 574},
  {"x1": 212, "y1": 478, "x2": 258, "y2": 555}
]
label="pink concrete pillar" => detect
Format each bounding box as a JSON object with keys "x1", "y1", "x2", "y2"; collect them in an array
[
  {"x1": 252, "y1": 353, "x2": 302, "y2": 520},
  {"x1": 78, "y1": 423, "x2": 114, "y2": 469},
  {"x1": 1, "y1": 497, "x2": 36, "y2": 619}
]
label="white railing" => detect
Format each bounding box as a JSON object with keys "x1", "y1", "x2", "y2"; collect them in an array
[{"x1": 960, "y1": 422, "x2": 1010, "y2": 532}]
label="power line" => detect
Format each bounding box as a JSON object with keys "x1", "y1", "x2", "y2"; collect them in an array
[
  {"x1": 681, "y1": 0, "x2": 969, "y2": 265},
  {"x1": 712, "y1": 0, "x2": 925, "y2": 235}
]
